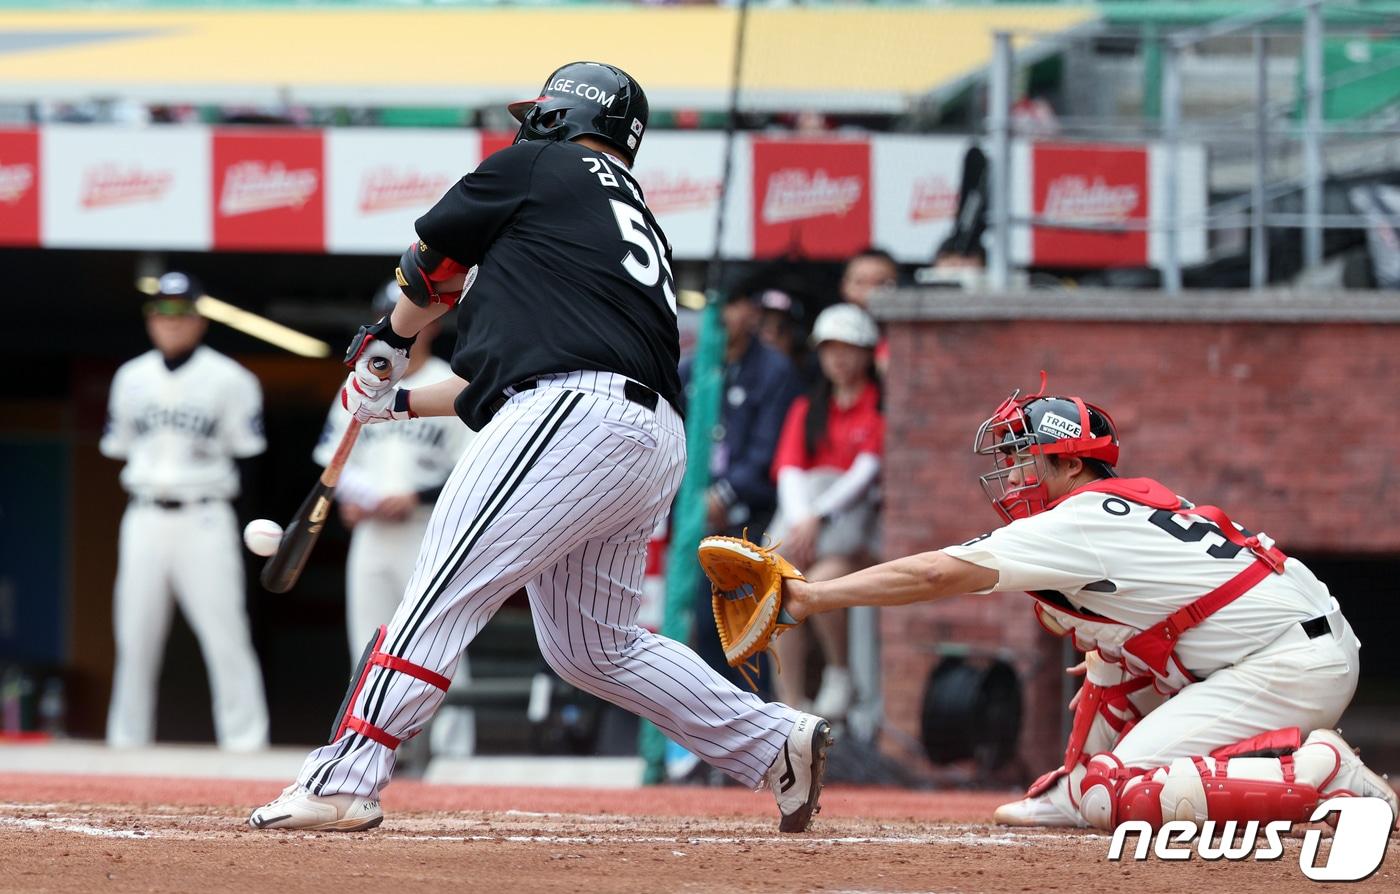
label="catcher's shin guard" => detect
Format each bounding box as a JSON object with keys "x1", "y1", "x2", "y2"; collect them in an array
[
  {"x1": 1027, "y1": 654, "x2": 1153, "y2": 800},
  {"x1": 330, "y1": 625, "x2": 450, "y2": 749},
  {"x1": 1078, "y1": 727, "x2": 1382, "y2": 831}
]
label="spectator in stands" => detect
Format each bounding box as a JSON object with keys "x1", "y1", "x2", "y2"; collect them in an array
[
  {"x1": 840, "y1": 248, "x2": 898, "y2": 312},
  {"x1": 839, "y1": 247, "x2": 898, "y2": 375},
  {"x1": 769, "y1": 304, "x2": 884, "y2": 722},
  {"x1": 756, "y1": 288, "x2": 808, "y2": 370},
  {"x1": 681, "y1": 288, "x2": 804, "y2": 693}
]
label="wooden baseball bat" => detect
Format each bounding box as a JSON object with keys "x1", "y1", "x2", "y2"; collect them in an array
[
  {"x1": 259, "y1": 418, "x2": 362, "y2": 594},
  {"x1": 260, "y1": 355, "x2": 391, "y2": 593}
]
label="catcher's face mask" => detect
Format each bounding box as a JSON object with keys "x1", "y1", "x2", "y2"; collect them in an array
[
  {"x1": 974, "y1": 373, "x2": 1120, "y2": 523},
  {"x1": 975, "y1": 399, "x2": 1052, "y2": 523}
]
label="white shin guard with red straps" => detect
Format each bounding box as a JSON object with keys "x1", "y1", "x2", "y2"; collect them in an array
[
  {"x1": 1078, "y1": 727, "x2": 1364, "y2": 830},
  {"x1": 331, "y1": 625, "x2": 451, "y2": 750},
  {"x1": 1026, "y1": 652, "x2": 1158, "y2": 800}
]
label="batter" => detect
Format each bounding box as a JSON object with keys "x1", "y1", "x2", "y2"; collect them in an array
[
  {"x1": 314, "y1": 283, "x2": 478, "y2": 758},
  {"x1": 250, "y1": 61, "x2": 832, "y2": 834}
]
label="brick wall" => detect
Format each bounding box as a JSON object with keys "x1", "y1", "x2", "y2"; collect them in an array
[{"x1": 876, "y1": 296, "x2": 1400, "y2": 779}]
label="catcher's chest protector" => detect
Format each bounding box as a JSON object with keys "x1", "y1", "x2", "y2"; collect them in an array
[{"x1": 1030, "y1": 478, "x2": 1288, "y2": 695}]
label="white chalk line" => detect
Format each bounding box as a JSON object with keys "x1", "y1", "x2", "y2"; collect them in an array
[
  {"x1": 382, "y1": 832, "x2": 1034, "y2": 847},
  {"x1": 0, "y1": 803, "x2": 1101, "y2": 848},
  {"x1": 0, "y1": 816, "x2": 153, "y2": 840}
]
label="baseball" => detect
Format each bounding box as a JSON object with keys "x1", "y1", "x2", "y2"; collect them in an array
[{"x1": 243, "y1": 518, "x2": 284, "y2": 557}]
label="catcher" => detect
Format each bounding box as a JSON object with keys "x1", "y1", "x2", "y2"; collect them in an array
[{"x1": 701, "y1": 376, "x2": 1397, "y2": 831}]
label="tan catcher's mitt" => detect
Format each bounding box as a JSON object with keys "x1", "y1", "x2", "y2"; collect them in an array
[{"x1": 697, "y1": 535, "x2": 804, "y2": 685}]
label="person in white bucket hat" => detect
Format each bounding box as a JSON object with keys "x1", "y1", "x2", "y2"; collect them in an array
[{"x1": 767, "y1": 303, "x2": 884, "y2": 722}]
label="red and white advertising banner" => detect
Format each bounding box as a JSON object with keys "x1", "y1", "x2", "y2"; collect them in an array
[
  {"x1": 871, "y1": 135, "x2": 971, "y2": 264},
  {"x1": 1030, "y1": 142, "x2": 1149, "y2": 268},
  {"x1": 480, "y1": 131, "x2": 515, "y2": 161},
  {"x1": 13, "y1": 126, "x2": 1210, "y2": 268},
  {"x1": 324, "y1": 128, "x2": 478, "y2": 255},
  {"x1": 633, "y1": 132, "x2": 728, "y2": 260},
  {"x1": 41, "y1": 125, "x2": 210, "y2": 249},
  {"x1": 0, "y1": 129, "x2": 40, "y2": 246},
  {"x1": 1149, "y1": 142, "x2": 1207, "y2": 268},
  {"x1": 213, "y1": 129, "x2": 324, "y2": 252},
  {"x1": 752, "y1": 138, "x2": 871, "y2": 260}
]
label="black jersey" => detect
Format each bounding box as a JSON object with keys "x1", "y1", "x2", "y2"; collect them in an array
[{"x1": 415, "y1": 140, "x2": 683, "y2": 430}]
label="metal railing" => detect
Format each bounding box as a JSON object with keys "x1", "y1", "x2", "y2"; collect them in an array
[{"x1": 987, "y1": 0, "x2": 1400, "y2": 293}]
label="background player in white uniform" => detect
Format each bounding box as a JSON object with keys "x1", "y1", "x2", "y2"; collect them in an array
[
  {"x1": 100, "y1": 272, "x2": 269, "y2": 751},
  {"x1": 314, "y1": 282, "x2": 477, "y2": 758},
  {"x1": 764, "y1": 377, "x2": 1397, "y2": 831},
  {"x1": 250, "y1": 61, "x2": 832, "y2": 835}
]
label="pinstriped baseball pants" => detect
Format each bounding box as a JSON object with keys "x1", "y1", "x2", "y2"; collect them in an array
[{"x1": 296, "y1": 371, "x2": 798, "y2": 798}]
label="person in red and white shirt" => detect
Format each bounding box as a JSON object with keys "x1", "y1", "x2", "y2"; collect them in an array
[
  {"x1": 768, "y1": 304, "x2": 884, "y2": 722},
  {"x1": 770, "y1": 375, "x2": 1397, "y2": 832}
]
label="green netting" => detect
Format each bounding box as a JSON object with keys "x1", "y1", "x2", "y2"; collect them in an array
[
  {"x1": 638, "y1": 296, "x2": 725, "y2": 785},
  {"x1": 374, "y1": 107, "x2": 470, "y2": 128}
]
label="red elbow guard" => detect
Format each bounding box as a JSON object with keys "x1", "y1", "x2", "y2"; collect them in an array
[{"x1": 396, "y1": 240, "x2": 467, "y2": 308}]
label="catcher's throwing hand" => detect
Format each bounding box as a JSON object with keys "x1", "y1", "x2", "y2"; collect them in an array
[{"x1": 698, "y1": 535, "x2": 810, "y2": 681}]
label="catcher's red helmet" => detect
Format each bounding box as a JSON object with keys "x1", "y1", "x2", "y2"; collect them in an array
[{"x1": 974, "y1": 373, "x2": 1119, "y2": 522}]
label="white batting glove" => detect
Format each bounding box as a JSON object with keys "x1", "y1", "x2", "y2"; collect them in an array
[
  {"x1": 341, "y1": 376, "x2": 417, "y2": 425},
  {"x1": 353, "y1": 340, "x2": 409, "y2": 402},
  {"x1": 344, "y1": 315, "x2": 415, "y2": 400}
]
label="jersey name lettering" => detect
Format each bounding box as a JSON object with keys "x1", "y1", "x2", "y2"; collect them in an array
[
  {"x1": 583, "y1": 156, "x2": 677, "y2": 315},
  {"x1": 131, "y1": 404, "x2": 219, "y2": 438}
]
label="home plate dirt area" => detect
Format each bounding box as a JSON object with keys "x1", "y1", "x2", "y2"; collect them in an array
[{"x1": 1, "y1": 775, "x2": 1395, "y2": 894}]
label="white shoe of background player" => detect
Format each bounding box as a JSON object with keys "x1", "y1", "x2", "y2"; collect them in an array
[
  {"x1": 993, "y1": 791, "x2": 1088, "y2": 827},
  {"x1": 766, "y1": 712, "x2": 834, "y2": 833},
  {"x1": 247, "y1": 783, "x2": 384, "y2": 832},
  {"x1": 810, "y1": 666, "x2": 853, "y2": 722}
]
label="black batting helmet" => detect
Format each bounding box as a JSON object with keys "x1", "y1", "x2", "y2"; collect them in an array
[{"x1": 508, "y1": 61, "x2": 649, "y2": 165}]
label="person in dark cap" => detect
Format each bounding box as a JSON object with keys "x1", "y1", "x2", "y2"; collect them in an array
[
  {"x1": 679, "y1": 286, "x2": 804, "y2": 701},
  {"x1": 100, "y1": 271, "x2": 269, "y2": 752}
]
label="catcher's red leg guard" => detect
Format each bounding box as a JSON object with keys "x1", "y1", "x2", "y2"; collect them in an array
[
  {"x1": 330, "y1": 625, "x2": 451, "y2": 749},
  {"x1": 1079, "y1": 753, "x2": 1155, "y2": 829},
  {"x1": 1080, "y1": 736, "x2": 1336, "y2": 831}
]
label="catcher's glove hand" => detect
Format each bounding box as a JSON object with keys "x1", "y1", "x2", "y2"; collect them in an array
[{"x1": 697, "y1": 535, "x2": 804, "y2": 686}]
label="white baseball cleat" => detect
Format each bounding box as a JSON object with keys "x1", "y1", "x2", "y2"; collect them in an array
[
  {"x1": 1305, "y1": 729, "x2": 1400, "y2": 824},
  {"x1": 992, "y1": 793, "x2": 1088, "y2": 828},
  {"x1": 767, "y1": 712, "x2": 834, "y2": 833},
  {"x1": 247, "y1": 783, "x2": 384, "y2": 832}
]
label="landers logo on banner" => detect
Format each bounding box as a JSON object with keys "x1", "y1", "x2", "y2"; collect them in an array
[
  {"x1": 1032, "y1": 143, "x2": 1149, "y2": 268},
  {"x1": 0, "y1": 161, "x2": 33, "y2": 204},
  {"x1": 753, "y1": 140, "x2": 871, "y2": 258},
  {"x1": 762, "y1": 169, "x2": 863, "y2": 224},
  {"x1": 638, "y1": 171, "x2": 721, "y2": 216},
  {"x1": 219, "y1": 161, "x2": 319, "y2": 217},
  {"x1": 909, "y1": 175, "x2": 958, "y2": 223},
  {"x1": 0, "y1": 129, "x2": 39, "y2": 245},
  {"x1": 1043, "y1": 176, "x2": 1140, "y2": 221},
  {"x1": 213, "y1": 130, "x2": 324, "y2": 251},
  {"x1": 357, "y1": 167, "x2": 454, "y2": 214},
  {"x1": 81, "y1": 164, "x2": 174, "y2": 208}
]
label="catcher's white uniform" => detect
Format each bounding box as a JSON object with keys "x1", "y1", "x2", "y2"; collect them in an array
[
  {"x1": 944, "y1": 480, "x2": 1379, "y2": 828},
  {"x1": 100, "y1": 346, "x2": 269, "y2": 751}
]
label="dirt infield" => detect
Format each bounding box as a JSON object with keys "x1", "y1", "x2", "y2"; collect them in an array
[{"x1": 2, "y1": 774, "x2": 1396, "y2": 894}]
